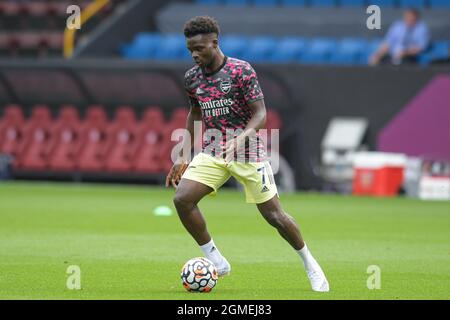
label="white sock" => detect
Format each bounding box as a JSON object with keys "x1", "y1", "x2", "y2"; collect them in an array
[
  {"x1": 200, "y1": 239, "x2": 224, "y2": 266},
  {"x1": 297, "y1": 243, "x2": 317, "y2": 271}
]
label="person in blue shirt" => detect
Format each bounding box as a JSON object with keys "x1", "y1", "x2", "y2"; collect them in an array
[{"x1": 369, "y1": 8, "x2": 430, "y2": 65}]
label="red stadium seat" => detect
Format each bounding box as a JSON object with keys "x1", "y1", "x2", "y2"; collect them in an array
[
  {"x1": 77, "y1": 105, "x2": 110, "y2": 171},
  {"x1": 142, "y1": 105, "x2": 166, "y2": 126},
  {"x1": 47, "y1": 105, "x2": 83, "y2": 171},
  {"x1": 160, "y1": 107, "x2": 189, "y2": 172},
  {"x1": 1, "y1": 2, "x2": 20, "y2": 16},
  {"x1": 0, "y1": 104, "x2": 24, "y2": 124},
  {"x1": 18, "y1": 105, "x2": 53, "y2": 170},
  {"x1": 0, "y1": 105, "x2": 25, "y2": 164},
  {"x1": 18, "y1": 32, "x2": 42, "y2": 49},
  {"x1": 104, "y1": 106, "x2": 139, "y2": 172},
  {"x1": 169, "y1": 108, "x2": 189, "y2": 129},
  {"x1": 132, "y1": 106, "x2": 166, "y2": 173},
  {"x1": 26, "y1": 3, "x2": 48, "y2": 17},
  {"x1": 44, "y1": 32, "x2": 63, "y2": 50}
]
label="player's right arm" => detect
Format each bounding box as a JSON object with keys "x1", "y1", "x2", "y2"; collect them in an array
[
  {"x1": 165, "y1": 104, "x2": 201, "y2": 188},
  {"x1": 166, "y1": 71, "x2": 202, "y2": 188}
]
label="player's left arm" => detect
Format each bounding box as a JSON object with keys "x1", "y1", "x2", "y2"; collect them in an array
[
  {"x1": 225, "y1": 63, "x2": 267, "y2": 162},
  {"x1": 240, "y1": 98, "x2": 267, "y2": 138},
  {"x1": 224, "y1": 99, "x2": 266, "y2": 162}
]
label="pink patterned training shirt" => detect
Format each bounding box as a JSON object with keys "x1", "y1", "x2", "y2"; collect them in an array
[{"x1": 184, "y1": 56, "x2": 267, "y2": 162}]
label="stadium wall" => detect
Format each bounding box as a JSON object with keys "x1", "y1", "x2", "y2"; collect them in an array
[{"x1": 0, "y1": 59, "x2": 449, "y2": 189}]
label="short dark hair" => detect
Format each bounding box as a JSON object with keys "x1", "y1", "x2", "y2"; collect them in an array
[{"x1": 183, "y1": 16, "x2": 220, "y2": 38}]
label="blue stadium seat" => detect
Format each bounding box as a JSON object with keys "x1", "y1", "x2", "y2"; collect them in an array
[
  {"x1": 339, "y1": 0, "x2": 366, "y2": 6},
  {"x1": 419, "y1": 41, "x2": 450, "y2": 65},
  {"x1": 152, "y1": 34, "x2": 186, "y2": 60},
  {"x1": 429, "y1": 0, "x2": 450, "y2": 8},
  {"x1": 280, "y1": 0, "x2": 307, "y2": 5},
  {"x1": 196, "y1": 0, "x2": 222, "y2": 5},
  {"x1": 133, "y1": 33, "x2": 161, "y2": 47},
  {"x1": 252, "y1": 0, "x2": 278, "y2": 5},
  {"x1": 220, "y1": 35, "x2": 248, "y2": 59},
  {"x1": 398, "y1": 0, "x2": 426, "y2": 8},
  {"x1": 330, "y1": 38, "x2": 368, "y2": 65},
  {"x1": 310, "y1": 0, "x2": 336, "y2": 6},
  {"x1": 224, "y1": 0, "x2": 249, "y2": 5},
  {"x1": 120, "y1": 33, "x2": 162, "y2": 59},
  {"x1": 299, "y1": 38, "x2": 337, "y2": 64},
  {"x1": 367, "y1": 0, "x2": 395, "y2": 7},
  {"x1": 269, "y1": 37, "x2": 308, "y2": 62},
  {"x1": 241, "y1": 36, "x2": 277, "y2": 62}
]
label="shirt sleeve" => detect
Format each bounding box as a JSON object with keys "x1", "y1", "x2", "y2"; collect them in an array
[
  {"x1": 384, "y1": 21, "x2": 401, "y2": 48},
  {"x1": 187, "y1": 94, "x2": 200, "y2": 109},
  {"x1": 414, "y1": 22, "x2": 430, "y2": 51},
  {"x1": 184, "y1": 71, "x2": 201, "y2": 109},
  {"x1": 241, "y1": 63, "x2": 264, "y2": 104}
]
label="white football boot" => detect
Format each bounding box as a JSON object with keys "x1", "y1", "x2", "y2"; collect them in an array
[
  {"x1": 305, "y1": 256, "x2": 329, "y2": 292},
  {"x1": 216, "y1": 257, "x2": 231, "y2": 277}
]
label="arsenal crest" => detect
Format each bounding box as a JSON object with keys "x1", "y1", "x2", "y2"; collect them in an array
[{"x1": 220, "y1": 81, "x2": 231, "y2": 94}]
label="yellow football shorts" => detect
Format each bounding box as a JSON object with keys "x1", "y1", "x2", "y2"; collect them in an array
[{"x1": 181, "y1": 152, "x2": 278, "y2": 204}]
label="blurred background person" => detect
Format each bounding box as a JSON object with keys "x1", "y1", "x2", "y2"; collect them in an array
[{"x1": 369, "y1": 8, "x2": 430, "y2": 66}]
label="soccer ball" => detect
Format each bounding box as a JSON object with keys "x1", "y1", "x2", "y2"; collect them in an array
[{"x1": 181, "y1": 257, "x2": 218, "y2": 292}]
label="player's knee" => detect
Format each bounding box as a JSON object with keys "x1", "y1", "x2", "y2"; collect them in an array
[
  {"x1": 264, "y1": 210, "x2": 286, "y2": 229},
  {"x1": 173, "y1": 193, "x2": 193, "y2": 212}
]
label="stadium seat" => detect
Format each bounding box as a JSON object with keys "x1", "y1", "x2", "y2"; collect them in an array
[
  {"x1": 121, "y1": 33, "x2": 162, "y2": 59},
  {"x1": 220, "y1": 35, "x2": 248, "y2": 59},
  {"x1": 0, "y1": 105, "x2": 25, "y2": 163},
  {"x1": 280, "y1": 0, "x2": 307, "y2": 6},
  {"x1": 367, "y1": 0, "x2": 395, "y2": 7},
  {"x1": 48, "y1": 105, "x2": 82, "y2": 171},
  {"x1": 169, "y1": 108, "x2": 189, "y2": 129},
  {"x1": 133, "y1": 107, "x2": 166, "y2": 173},
  {"x1": 224, "y1": 0, "x2": 249, "y2": 5},
  {"x1": 418, "y1": 41, "x2": 450, "y2": 65},
  {"x1": 299, "y1": 38, "x2": 337, "y2": 64},
  {"x1": 269, "y1": 37, "x2": 308, "y2": 62},
  {"x1": 196, "y1": 0, "x2": 222, "y2": 5},
  {"x1": 19, "y1": 105, "x2": 53, "y2": 170},
  {"x1": 77, "y1": 105, "x2": 110, "y2": 172},
  {"x1": 398, "y1": 0, "x2": 427, "y2": 8},
  {"x1": 429, "y1": 0, "x2": 450, "y2": 8},
  {"x1": 0, "y1": 104, "x2": 23, "y2": 127},
  {"x1": 252, "y1": 0, "x2": 278, "y2": 6},
  {"x1": 338, "y1": 0, "x2": 365, "y2": 6},
  {"x1": 160, "y1": 108, "x2": 189, "y2": 172},
  {"x1": 152, "y1": 34, "x2": 187, "y2": 60},
  {"x1": 330, "y1": 38, "x2": 368, "y2": 65},
  {"x1": 241, "y1": 36, "x2": 277, "y2": 62},
  {"x1": 310, "y1": 0, "x2": 336, "y2": 6},
  {"x1": 104, "y1": 107, "x2": 139, "y2": 172}
]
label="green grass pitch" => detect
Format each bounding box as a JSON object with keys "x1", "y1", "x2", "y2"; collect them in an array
[{"x1": 0, "y1": 181, "x2": 449, "y2": 300}]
